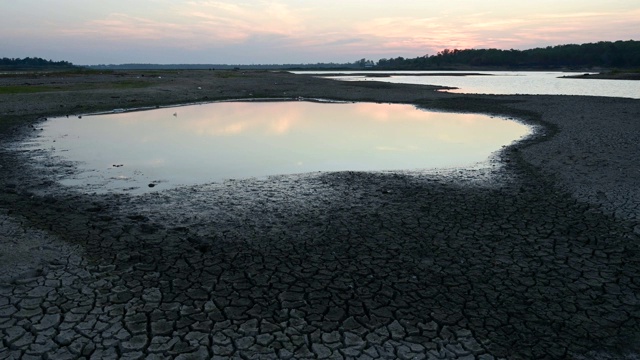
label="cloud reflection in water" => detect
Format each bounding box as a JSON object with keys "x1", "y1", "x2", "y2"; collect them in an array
[{"x1": 31, "y1": 101, "x2": 530, "y2": 192}]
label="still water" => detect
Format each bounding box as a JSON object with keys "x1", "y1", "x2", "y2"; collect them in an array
[
  {"x1": 295, "y1": 71, "x2": 640, "y2": 99},
  {"x1": 26, "y1": 101, "x2": 530, "y2": 193}
]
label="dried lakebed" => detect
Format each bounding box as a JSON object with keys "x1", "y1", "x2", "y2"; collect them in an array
[{"x1": 1, "y1": 71, "x2": 639, "y2": 359}]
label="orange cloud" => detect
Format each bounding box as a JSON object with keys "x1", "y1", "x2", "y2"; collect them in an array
[
  {"x1": 180, "y1": 1, "x2": 306, "y2": 38},
  {"x1": 4, "y1": 0, "x2": 639, "y2": 63},
  {"x1": 351, "y1": 7, "x2": 640, "y2": 54},
  {"x1": 55, "y1": 1, "x2": 308, "y2": 49}
]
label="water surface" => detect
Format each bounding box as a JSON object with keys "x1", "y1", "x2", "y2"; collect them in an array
[
  {"x1": 25, "y1": 101, "x2": 530, "y2": 193},
  {"x1": 294, "y1": 71, "x2": 640, "y2": 99}
]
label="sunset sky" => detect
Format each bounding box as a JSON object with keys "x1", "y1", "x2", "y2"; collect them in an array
[{"x1": 2, "y1": 0, "x2": 639, "y2": 65}]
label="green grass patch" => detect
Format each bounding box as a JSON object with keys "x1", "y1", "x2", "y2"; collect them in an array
[
  {"x1": 0, "y1": 80, "x2": 151, "y2": 94},
  {"x1": 0, "y1": 85, "x2": 57, "y2": 94},
  {"x1": 65, "y1": 80, "x2": 153, "y2": 91},
  {"x1": 0, "y1": 68, "x2": 114, "y2": 78},
  {"x1": 609, "y1": 68, "x2": 640, "y2": 74}
]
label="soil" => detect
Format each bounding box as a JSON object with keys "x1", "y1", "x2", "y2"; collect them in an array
[{"x1": 1, "y1": 70, "x2": 639, "y2": 359}]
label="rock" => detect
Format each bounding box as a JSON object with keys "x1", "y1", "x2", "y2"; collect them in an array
[{"x1": 312, "y1": 343, "x2": 333, "y2": 358}]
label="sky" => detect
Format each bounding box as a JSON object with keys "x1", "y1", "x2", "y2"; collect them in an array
[{"x1": 2, "y1": 0, "x2": 639, "y2": 65}]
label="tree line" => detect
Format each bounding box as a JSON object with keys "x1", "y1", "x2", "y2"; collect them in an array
[
  {"x1": 373, "y1": 40, "x2": 640, "y2": 69},
  {"x1": 0, "y1": 57, "x2": 75, "y2": 69},
  {"x1": 4, "y1": 40, "x2": 639, "y2": 71},
  {"x1": 86, "y1": 62, "x2": 363, "y2": 70}
]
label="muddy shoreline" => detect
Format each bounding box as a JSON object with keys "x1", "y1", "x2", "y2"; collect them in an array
[
  {"x1": 561, "y1": 72, "x2": 640, "y2": 80},
  {"x1": 1, "y1": 70, "x2": 640, "y2": 359}
]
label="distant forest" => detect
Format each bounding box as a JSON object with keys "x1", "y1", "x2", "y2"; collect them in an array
[
  {"x1": 87, "y1": 40, "x2": 640, "y2": 71},
  {"x1": 85, "y1": 63, "x2": 362, "y2": 71},
  {"x1": 0, "y1": 57, "x2": 76, "y2": 70},
  {"x1": 374, "y1": 40, "x2": 640, "y2": 69},
  {"x1": 4, "y1": 40, "x2": 639, "y2": 71}
]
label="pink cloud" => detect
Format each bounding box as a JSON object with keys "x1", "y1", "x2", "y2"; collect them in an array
[{"x1": 3, "y1": 1, "x2": 638, "y2": 64}]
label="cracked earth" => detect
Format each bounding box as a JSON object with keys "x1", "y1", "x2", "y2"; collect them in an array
[{"x1": 1, "y1": 71, "x2": 639, "y2": 359}]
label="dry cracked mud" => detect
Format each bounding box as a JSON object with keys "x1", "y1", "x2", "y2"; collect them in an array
[{"x1": 1, "y1": 70, "x2": 639, "y2": 359}]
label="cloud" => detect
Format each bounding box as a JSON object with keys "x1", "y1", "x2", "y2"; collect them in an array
[
  {"x1": 323, "y1": 38, "x2": 365, "y2": 47},
  {"x1": 2, "y1": 0, "x2": 639, "y2": 64},
  {"x1": 349, "y1": 6, "x2": 640, "y2": 56},
  {"x1": 179, "y1": 1, "x2": 306, "y2": 39},
  {"x1": 42, "y1": 1, "x2": 310, "y2": 52}
]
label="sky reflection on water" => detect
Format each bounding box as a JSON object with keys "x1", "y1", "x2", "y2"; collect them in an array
[
  {"x1": 28, "y1": 101, "x2": 530, "y2": 193},
  {"x1": 298, "y1": 71, "x2": 640, "y2": 99}
]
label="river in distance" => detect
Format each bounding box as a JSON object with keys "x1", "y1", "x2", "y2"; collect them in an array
[{"x1": 293, "y1": 71, "x2": 640, "y2": 99}]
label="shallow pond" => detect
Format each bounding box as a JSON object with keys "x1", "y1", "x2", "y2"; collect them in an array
[{"x1": 24, "y1": 101, "x2": 530, "y2": 193}]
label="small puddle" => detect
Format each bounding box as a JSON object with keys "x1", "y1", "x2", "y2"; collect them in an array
[{"x1": 22, "y1": 101, "x2": 530, "y2": 193}]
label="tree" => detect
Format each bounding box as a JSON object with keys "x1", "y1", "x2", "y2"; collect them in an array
[{"x1": 367, "y1": 40, "x2": 640, "y2": 69}]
